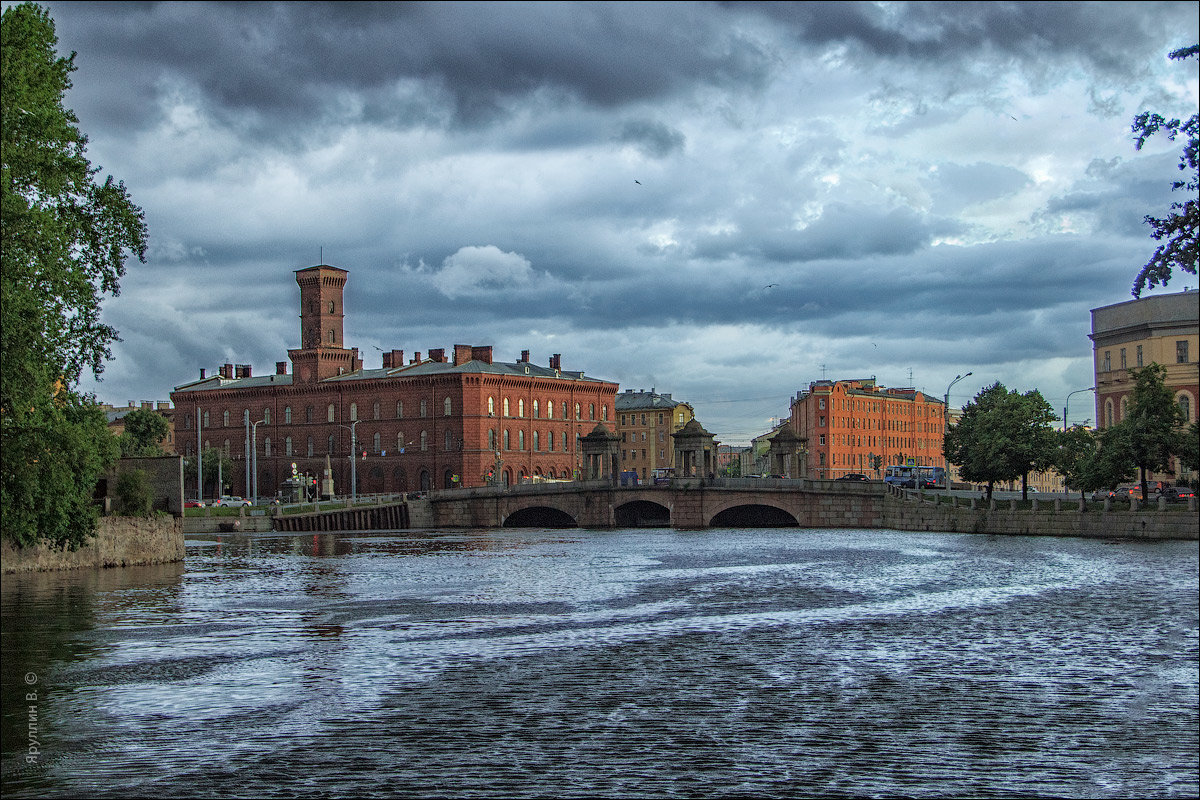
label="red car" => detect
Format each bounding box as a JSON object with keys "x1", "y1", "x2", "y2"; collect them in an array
[
  {"x1": 1161, "y1": 487, "x2": 1195, "y2": 503},
  {"x1": 184, "y1": 500, "x2": 205, "y2": 508}
]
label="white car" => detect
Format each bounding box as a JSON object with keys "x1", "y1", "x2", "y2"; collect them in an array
[{"x1": 213, "y1": 495, "x2": 252, "y2": 507}]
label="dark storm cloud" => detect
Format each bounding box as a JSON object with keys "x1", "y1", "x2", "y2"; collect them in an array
[{"x1": 618, "y1": 120, "x2": 687, "y2": 159}]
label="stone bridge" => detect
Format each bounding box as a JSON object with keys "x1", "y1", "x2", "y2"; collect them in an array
[{"x1": 416, "y1": 478, "x2": 885, "y2": 529}]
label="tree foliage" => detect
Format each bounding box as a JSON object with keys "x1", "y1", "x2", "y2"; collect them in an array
[
  {"x1": 1113, "y1": 363, "x2": 1187, "y2": 498},
  {"x1": 943, "y1": 383, "x2": 1059, "y2": 500},
  {"x1": 1131, "y1": 44, "x2": 1199, "y2": 298},
  {"x1": 1055, "y1": 424, "x2": 1136, "y2": 499},
  {"x1": 1, "y1": 3, "x2": 147, "y2": 547},
  {"x1": 115, "y1": 468, "x2": 152, "y2": 517},
  {"x1": 117, "y1": 408, "x2": 168, "y2": 457}
]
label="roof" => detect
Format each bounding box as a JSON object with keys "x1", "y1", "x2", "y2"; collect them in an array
[
  {"x1": 173, "y1": 358, "x2": 614, "y2": 393},
  {"x1": 615, "y1": 389, "x2": 687, "y2": 411}
]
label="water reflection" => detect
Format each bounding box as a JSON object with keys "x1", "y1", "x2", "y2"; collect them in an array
[{"x1": 1, "y1": 530, "x2": 1196, "y2": 798}]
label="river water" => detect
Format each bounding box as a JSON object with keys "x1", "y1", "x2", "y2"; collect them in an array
[{"x1": 2, "y1": 528, "x2": 1197, "y2": 798}]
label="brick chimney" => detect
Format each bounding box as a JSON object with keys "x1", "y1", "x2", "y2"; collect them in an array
[
  {"x1": 454, "y1": 344, "x2": 473, "y2": 365},
  {"x1": 472, "y1": 346, "x2": 493, "y2": 364},
  {"x1": 276, "y1": 361, "x2": 288, "y2": 375},
  {"x1": 219, "y1": 363, "x2": 233, "y2": 379},
  {"x1": 520, "y1": 350, "x2": 530, "y2": 363},
  {"x1": 411, "y1": 352, "x2": 422, "y2": 364},
  {"x1": 550, "y1": 354, "x2": 561, "y2": 371},
  {"x1": 428, "y1": 348, "x2": 446, "y2": 363},
  {"x1": 199, "y1": 368, "x2": 206, "y2": 379}
]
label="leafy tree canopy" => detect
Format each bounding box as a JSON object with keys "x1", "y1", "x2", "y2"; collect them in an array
[
  {"x1": 118, "y1": 408, "x2": 169, "y2": 457},
  {"x1": 1131, "y1": 44, "x2": 1198, "y2": 298},
  {"x1": 2, "y1": 3, "x2": 147, "y2": 547},
  {"x1": 1120, "y1": 363, "x2": 1187, "y2": 497}
]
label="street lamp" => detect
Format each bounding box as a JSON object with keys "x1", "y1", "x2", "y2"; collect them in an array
[
  {"x1": 1064, "y1": 387, "x2": 1095, "y2": 431},
  {"x1": 338, "y1": 419, "x2": 360, "y2": 502},
  {"x1": 943, "y1": 372, "x2": 973, "y2": 491},
  {"x1": 250, "y1": 418, "x2": 266, "y2": 504}
]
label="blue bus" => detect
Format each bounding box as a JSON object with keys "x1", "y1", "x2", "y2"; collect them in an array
[{"x1": 884, "y1": 465, "x2": 945, "y2": 488}]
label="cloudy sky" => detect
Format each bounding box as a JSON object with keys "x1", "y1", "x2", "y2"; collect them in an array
[{"x1": 33, "y1": 1, "x2": 1199, "y2": 444}]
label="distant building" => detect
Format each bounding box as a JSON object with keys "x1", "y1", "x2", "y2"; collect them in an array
[
  {"x1": 614, "y1": 389, "x2": 695, "y2": 480},
  {"x1": 1090, "y1": 289, "x2": 1198, "y2": 484},
  {"x1": 170, "y1": 265, "x2": 618, "y2": 499},
  {"x1": 100, "y1": 400, "x2": 177, "y2": 454},
  {"x1": 789, "y1": 378, "x2": 945, "y2": 480}
]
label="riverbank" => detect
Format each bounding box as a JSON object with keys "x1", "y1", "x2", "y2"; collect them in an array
[{"x1": 0, "y1": 516, "x2": 184, "y2": 573}]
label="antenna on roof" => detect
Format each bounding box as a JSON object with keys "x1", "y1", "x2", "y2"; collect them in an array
[
  {"x1": 908, "y1": 367, "x2": 913, "y2": 384},
  {"x1": 320, "y1": 246, "x2": 323, "y2": 265},
  {"x1": 820, "y1": 364, "x2": 827, "y2": 379}
]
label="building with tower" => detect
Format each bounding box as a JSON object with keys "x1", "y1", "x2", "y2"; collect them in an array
[{"x1": 170, "y1": 265, "x2": 619, "y2": 500}]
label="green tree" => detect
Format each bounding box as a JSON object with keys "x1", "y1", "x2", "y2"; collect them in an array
[
  {"x1": 183, "y1": 447, "x2": 233, "y2": 499},
  {"x1": 1121, "y1": 363, "x2": 1186, "y2": 499},
  {"x1": 114, "y1": 468, "x2": 152, "y2": 517},
  {"x1": 1, "y1": 3, "x2": 147, "y2": 547},
  {"x1": 944, "y1": 383, "x2": 1059, "y2": 501},
  {"x1": 1130, "y1": 44, "x2": 1198, "y2": 298},
  {"x1": 1055, "y1": 424, "x2": 1136, "y2": 501},
  {"x1": 117, "y1": 408, "x2": 168, "y2": 457},
  {"x1": 1180, "y1": 421, "x2": 1200, "y2": 482}
]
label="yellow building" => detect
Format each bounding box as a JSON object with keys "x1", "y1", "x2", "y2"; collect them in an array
[
  {"x1": 1090, "y1": 289, "x2": 1199, "y2": 484},
  {"x1": 614, "y1": 389, "x2": 695, "y2": 480}
]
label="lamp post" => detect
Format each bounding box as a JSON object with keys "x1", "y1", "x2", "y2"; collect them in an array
[
  {"x1": 1064, "y1": 387, "x2": 1095, "y2": 432},
  {"x1": 338, "y1": 419, "x2": 360, "y2": 502},
  {"x1": 943, "y1": 372, "x2": 973, "y2": 491},
  {"x1": 250, "y1": 418, "x2": 266, "y2": 504}
]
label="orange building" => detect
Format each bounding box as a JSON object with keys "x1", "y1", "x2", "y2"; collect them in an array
[
  {"x1": 789, "y1": 378, "x2": 945, "y2": 480},
  {"x1": 170, "y1": 265, "x2": 618, "y2": 499}
]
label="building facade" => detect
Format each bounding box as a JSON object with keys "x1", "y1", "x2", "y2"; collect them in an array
[
  {"x1": 1090, "y1": 289, "x2": 1199, "y2": 484},
  {"x1": 613, "y1": 389, "x2": 695, "y2": 480},
  {"x1": 789, "y1": 378, "x2": 945, "y2": 480},
  {"x1": 170, "y1": 265, "x2": 618, "y2": 499},
  {"x1": 101, "y1": 400, "x2": 177, "y2": 454}
]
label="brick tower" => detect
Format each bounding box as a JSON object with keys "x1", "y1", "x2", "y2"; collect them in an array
[{"x1": 288, "y1": 265, "x2": 362, "y2": 383}]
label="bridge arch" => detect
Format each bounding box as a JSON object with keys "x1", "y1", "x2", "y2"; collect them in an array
[
  {"x1": 709, "y1": 503, "x2": 798, "y2": 528},
  {"x1": 503, "y1": 505, "x2": 578, "y2": 528},
  {"x1": 614, "y1": 500, "x2": 671, "y2": 527}
]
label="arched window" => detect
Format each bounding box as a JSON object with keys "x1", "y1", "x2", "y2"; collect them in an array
[
  {"x1": 328, "y1": 300, "x2": 335, "y2": 314},
  {"x1": 285, "y1": 437, "x2": 292, "y2": 456},
  {"x1": 1119, "y1": 397, "x2": 1128, "y2": 422},
  {"x1": 444, "y1": 397, "x2": 452, "y2": 416},
  {"x1": 264, "y1": 408, "x2": 271, "y2": 425},
  {"x1": 533, "y1": 431, "x2": 540, "y2": 451},
  {"x1": 397, "y1": 401, "x2": 404, "y2": 418},
  {"x1": 420, "y1": 399, "x2": 427, "y2": 418},
  {"x1": 503, "y1": 430, "x2": 510, "y2": 450},
  {"x1": 350, "y1": 403, "x2": 358, "y2": 421},
  {"x1": 575, "y1": 403, "x2": 581, "y2": 420},
  {"x1": 546, "y1": 401, "x2": 553, "y2": 420},
  {"x1": 1180, "y1": 394, "x2": 1193, "y2": 422},
  {"x1": 561, "y1": 402, "x2": 567, "y2": 420},
  {"x1": 223, "y1": 439, "x2": 230, "y2": 456},
  {"x1": 548, "y1": 431, "x2": 555, "y2": 451},
  {"x1": 420, "y1": 430, "x2": 428, "y2": 451},
  {"x1": 444, "y1": 430, "x2": 452, "y2": 451},
  {"x1": 284, "y1": 406, "x2": 292, "y2": 423},
  {"x1": 305, "y1": 406, "x2": 313, "y2": 423},
  {"x1": 601, "y1": 405, "x2": 608, "y2": 421},
  {"x1": 503, "y1": 398, "x2": 510, "y2": 417},
  {"x1": 533, "y1": 400, "x2": 539, "y2": 418},
  {"x1": 264, "y1": 437, "x2": 272, "y2": 457},
  {"x1": 1104, "y1": 399, "x2": 1114, "y2": 428},
  {"x1": 373, "y1": 402, "x2": 380, "y2": 420},
  {"x1": 518, "y1": 430, "x2": 525, "y2": 451},
  {"x1": 307, "y1": 437, "x2": 314, "y2": 457},
  {"x1": 223, "y1": 410, "x2": 230, "y2": 427},
  {"x1": 328, "y1": 404, "x2": 336, "y2": 422},
  {"x1": 590, "y1": 404, "x2": 595, "y2": 420},
  {"x1": 397, "y1": 432, "x2": 405, "y2": 452},
  {"x1": 328, "y1": 329, "x2": 336, "y2": 344},
  {"x1": 488, "y1": 397, "x2": 495, "y2": 415},
  {"x1": 518, "y1": 399, "x2": 525, "y2": 417},
  {"x1": 489, "y1": 429, "x2": 496, "y2": 450},
  {"x1": 373, "y1": 433, "x2": 381, "y2": 452},
  {"x1": 328, "y1": 435, "x2": 334, "y2": 454}
]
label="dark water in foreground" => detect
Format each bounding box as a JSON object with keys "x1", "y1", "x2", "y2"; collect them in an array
[{"x1": 2, "y1": 528, "x2": 1197, "y2": 798}]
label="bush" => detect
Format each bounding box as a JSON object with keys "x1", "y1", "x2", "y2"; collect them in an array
[{"x1": 115, "y1": 469, "x2": 153, "y2": 517}]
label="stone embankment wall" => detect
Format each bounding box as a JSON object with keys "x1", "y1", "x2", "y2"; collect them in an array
[
  {"x1": 883, "y1": 495, "x2": 1198, "y2": 540},
  {"x1": 1, "y1": 516, "x2": 185, "y2": 573}
]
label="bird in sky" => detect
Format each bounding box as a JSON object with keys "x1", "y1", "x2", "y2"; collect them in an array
[
  {"x1": 764, "y1": 283, "x2": 778, "y2": 289},
  {"x1": 634, "y1": 180, "x2": 642, "y2": 185}
]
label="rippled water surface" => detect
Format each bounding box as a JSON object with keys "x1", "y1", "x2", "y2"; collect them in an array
[{"x1": 2, "y1": 528, "x2": 1197, "y2": 798}]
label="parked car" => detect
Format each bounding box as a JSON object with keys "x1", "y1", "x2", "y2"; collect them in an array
[
  {"x1": 836, "y1": 473, "x2": 869, "y2": 482},
  {"x1": 184, "y1": 499, "x2": 206, "y2": 508},
  {"x1": 213, "y1": 495, "x2": 252, "y2": 508},
  {"x1": 1161, "y1": 486, "x2": 1195, "y2": 503}
]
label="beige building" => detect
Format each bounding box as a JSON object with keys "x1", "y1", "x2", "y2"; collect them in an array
[
  {"x1": 1090, "y1": 289, "x2": 1199, "y2": 484},
  {"x1": 102, "y1": 400, "x2": 177, "y2": 454},
  {"x1": 614, "y1": 389, "x2": 695, "y2": 480}
]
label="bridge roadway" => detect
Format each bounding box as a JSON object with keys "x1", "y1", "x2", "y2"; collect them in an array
[{"x1": 409, "y1": 477, "x2": 885, "y2": 530}]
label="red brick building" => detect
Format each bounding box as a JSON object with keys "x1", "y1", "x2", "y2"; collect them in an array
[
  {"x1": 789, "y1": 378, "x2": 945, "y2": 480},
  {"x1": 170, "y1": 265, "x2": 618, "y2": 499}
]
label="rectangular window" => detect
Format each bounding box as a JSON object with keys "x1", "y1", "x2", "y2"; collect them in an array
[
  {"x1": 1178, "y1": 340, "x2": 1189, "y2": 363},
  {"x1": 819, "y1": 434, "x2": 826, "y2": 446},
  {"x1": 1120, "y1": 348, "x2": 1126, "y2": 369},
  {"x1": 1136, "y1": 345, "x2": 1143, "y2": 366},
  {"x1": 1103, "y1": 351, "x2": 1111, "y2": 372}
]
